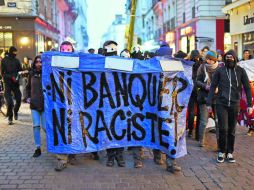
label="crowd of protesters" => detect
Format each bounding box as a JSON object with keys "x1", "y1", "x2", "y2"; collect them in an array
[{"x1": 0, "y1": 39, "x2": 253, "y2": 173}]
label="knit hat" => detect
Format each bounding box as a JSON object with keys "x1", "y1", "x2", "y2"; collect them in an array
[{"x1": 206, "y1": 51, "x2": 217, "y2": 61}]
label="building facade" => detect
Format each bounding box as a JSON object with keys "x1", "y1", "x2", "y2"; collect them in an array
[
  {"x1": 72, "y1": 0, "x2": 89, "y2": 52},
  {"x1": 128, "y1": 0, "x2": 228, "y2": 54},
  {"x1": 0, "y1": 0, "x2": 87, "y2": 61},
  {"x1": 222, "y1": 0, "x2": 254, "y2": 58},
  {"x1": 101, "y1": 14, "x2": 127, "y2": 53}
]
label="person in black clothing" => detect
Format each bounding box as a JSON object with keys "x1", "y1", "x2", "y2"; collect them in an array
[
  {"x1": 187, "y1": 50, "x2": 202, "y2": 138},
  {"x1": 1, "y1": 46, "x2": 22, "y2": 125},
  {"x1": 207, "y1": 50, "x2": 253, "y2": 163},
  {"x1": 103, "y1": 40, "x2": 125, "y2": 167}
]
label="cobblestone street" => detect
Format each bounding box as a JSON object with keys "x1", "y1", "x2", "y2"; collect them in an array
[{"x1": 0, "y1": 104, "x2": 254, "y2": 190}]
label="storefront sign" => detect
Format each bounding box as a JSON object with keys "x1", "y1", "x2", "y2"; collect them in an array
[
  {"x1": 0, "y1": 26, "x2": 12, "y2": 30},
  {"x1": 7, "y1": 2, "x2": 16, "y2": 7},
  {"x1": 244, "y1": 14, "x2": 254, "y2": 25}
]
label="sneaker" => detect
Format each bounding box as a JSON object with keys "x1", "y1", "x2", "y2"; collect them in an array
[
  {"x1": 33, "y1": 148, "x2": 41, "y2": 157},
  {"x1": 134, "y1": 160, "x2": 143, "y2": 168},
  {"x1": 227, "y1": 153, "x2": 236, "y2": 163},
  {"x1": 217, "y1": 152, "x2": 225, "y2": 163},
  {"x1": 14, "y1": 112, "x2": 18, "y2": 120},
  {"x1": 8, "y1": 119, "x2": 13, "y2": 125},
  {"x1": 55, "y1": 161, "x2": 67, "y2": 172},
  {"x1": 106, "y1": 156, "x2": 114, "y2": 167}
]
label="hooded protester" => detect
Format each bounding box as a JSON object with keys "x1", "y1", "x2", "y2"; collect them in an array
[
  {"x1": 103, "y1": 40, "x2": 125, "y2": 168},
  {"x1": 207, "y1": 50, "x2": 252, "y2": 163},
  {"x1": 187, "y1": 50, "x2": 202, "y2": 138},
  {"x1": 26, "y1": 55, "x2": 45, "y2": 158},
  {"x1": 1, "y1": 46, "x2": 22, "y2": 125},
  {"x1": 196, "y1": 51, "x2": 219, "y2": 147}
]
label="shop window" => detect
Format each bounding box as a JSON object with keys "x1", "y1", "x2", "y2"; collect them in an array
[
  {"x1": 0, "y1": 0, "x2": 5, "y2": 6},
  {"x1": 0, "y1": 32, "x2": 13, "y2": 54},
  {"x1": 192, "y1": 7, "x2": 195, "y2": 18}
]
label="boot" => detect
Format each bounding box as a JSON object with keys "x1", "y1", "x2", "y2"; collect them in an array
[{"x1": 166, "y1": 158, "x2": 181, "y2": 173}]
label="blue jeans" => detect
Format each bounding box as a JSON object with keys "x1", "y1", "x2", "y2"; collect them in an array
[{"x1": 31, "y1": 110, "x2": 45, "y2": 148}]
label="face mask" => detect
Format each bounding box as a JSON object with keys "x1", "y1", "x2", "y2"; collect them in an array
[
  {"x1": 225, "y1": 59, "x2": 235, "y2": 68},
  {"x1": 10, "y1": 53, "x2": 17, "y2": 58},
  {"x1": 105, "y1": 51, "x2": 117, "y2": 56}
]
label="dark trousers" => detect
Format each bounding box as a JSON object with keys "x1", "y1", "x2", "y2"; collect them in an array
[
  {"x1": 187, "y1": 91, "x2": 200, "y2": 139},
  {"x1": 216, "y1": 104, "x2": 239, "y2": 154},
  {"x1": 4, "y1": 84, "x2": 21, "y2": 120},
  {"x1": 106, "y1": 148, "x2": 124, "y2": 158}
]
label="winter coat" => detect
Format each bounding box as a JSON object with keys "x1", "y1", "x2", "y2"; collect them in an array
[
  {"x1": 196, "y1": 63, "x2": 218, "y2": 104},
  {"x1": 1, "y1": 56, "x2": 22, "y2": 86},
  {"x1": 27, "y1": 70, "x2": 44, "y2": 112},
  {"x1": 207, "y1": 66, "x2": 252, "y2": 107}
]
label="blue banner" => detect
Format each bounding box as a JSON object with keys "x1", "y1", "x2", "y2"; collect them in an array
[{"x1": 42, "y1": 52, "x2": 193, "y2": 158}]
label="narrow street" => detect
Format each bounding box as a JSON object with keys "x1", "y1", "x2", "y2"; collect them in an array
[{"x1": 0, "y1": 104, "x2": 253, "y2": 190}]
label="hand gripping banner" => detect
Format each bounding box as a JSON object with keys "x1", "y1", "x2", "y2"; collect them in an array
[{"x1": 42, "y1": 52, "x2": 193, "y2": 158}]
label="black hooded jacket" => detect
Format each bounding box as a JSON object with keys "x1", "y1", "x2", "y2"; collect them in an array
[
  {"x1": 1, "y1": 46, "x2": 22, "y2": 86},
  {"x1": 206, "y1": 50, "x2": 252, "y2": 107}
]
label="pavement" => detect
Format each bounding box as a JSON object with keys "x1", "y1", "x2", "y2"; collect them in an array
[{"x1": 0, "y1": 103, "x2": 254, "y2": 190}]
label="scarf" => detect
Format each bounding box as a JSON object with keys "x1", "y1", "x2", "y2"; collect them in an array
[{"x1": 204, "y1": 61, "x2": 218, "y2": 84}]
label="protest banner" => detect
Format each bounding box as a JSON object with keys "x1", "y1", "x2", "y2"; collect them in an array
[{"x1": 42, "y1": 52, "x2": 193, "y2": 158}]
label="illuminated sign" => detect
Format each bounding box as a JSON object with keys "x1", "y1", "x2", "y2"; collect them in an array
[
  {"x1": 0, "y1": 26, "x2": 12, "y2": 30},
  {"x1": 7, "y1": 2, "x2": 16, "y2": 7}
]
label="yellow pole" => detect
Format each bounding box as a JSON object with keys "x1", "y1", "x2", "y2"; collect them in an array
[{"x1": 127, "y1": 0, "x2": 137, "y2": 51}]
